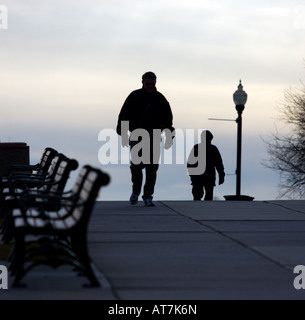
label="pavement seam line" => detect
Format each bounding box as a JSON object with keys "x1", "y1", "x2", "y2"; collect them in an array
[
  {"x1": 265, "y1": 201, "x2": 305, "y2": 215},
  {"x1": 198, "y1": 223, "x2": 293, "y2": 272},
  {"x1": 90, "y1": 262, "x2": 121, "y2": 300},
  {"x1": 159, "y1": 201, "x2": 293, "y2": 273}
]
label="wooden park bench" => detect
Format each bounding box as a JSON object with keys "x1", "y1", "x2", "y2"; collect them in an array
[
  {"x1": 8, "y1": 165, "x2": 110, "y2": 287},
  {"x1": 0, "y1": 153, "x2": 79, "y2": 242},
  {"x1": 1, "y1": 147, "x2": 58, "y2": 187}
]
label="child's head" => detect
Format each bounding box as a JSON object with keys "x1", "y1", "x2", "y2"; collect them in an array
[{"x1": 201, "y1": 130, "x2": 213, "y2": 143}]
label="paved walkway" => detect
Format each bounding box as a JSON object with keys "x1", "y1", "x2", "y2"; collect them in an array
[{"x1": 1, "y1": 200, "x2": 305, "y2": 300}]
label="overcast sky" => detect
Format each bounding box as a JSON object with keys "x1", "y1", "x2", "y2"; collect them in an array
[{"x1": 1, "y1": 0, "x2": 305, "y2": 200}]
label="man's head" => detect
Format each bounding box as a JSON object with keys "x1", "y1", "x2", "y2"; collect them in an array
[{"x1": 142, "y1": 71, "x2": 157, "y2": 93}]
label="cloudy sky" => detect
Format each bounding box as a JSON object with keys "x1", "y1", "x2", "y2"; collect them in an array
[{"x1": 1, "y1": 0, "x2": 305, "y2": 201}]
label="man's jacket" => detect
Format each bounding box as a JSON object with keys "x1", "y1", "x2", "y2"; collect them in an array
[{"x1": 116, "y1": 88, "x2": 174, "y2": 135}]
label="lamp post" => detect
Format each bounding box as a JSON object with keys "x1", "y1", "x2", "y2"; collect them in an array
[{"x1": 224, "y1": 80, "x2": 254, "y2": 201}]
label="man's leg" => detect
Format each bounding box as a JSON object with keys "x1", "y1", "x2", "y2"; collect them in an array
[
  {"x1": 143, "y1": 164, "x2": 159, "y2": 200},
  {"x1": 129, "y1": 139, "x2": 144, "y2": 204},
  {"x1": 130, "y1": 163, "x2": 143, "y2": 195},
  {"x1": 142, "y1": 136, "x2": 161, "y2": 206},
  {"x1": 129, "y1": 163, "x2": 143, "y2": 205}
]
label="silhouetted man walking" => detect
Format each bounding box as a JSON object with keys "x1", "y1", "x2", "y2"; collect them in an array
[{"x1": 116, "y1": 72, "x2": 175, "y2": 207}]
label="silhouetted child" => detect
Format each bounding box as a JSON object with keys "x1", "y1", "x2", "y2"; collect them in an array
[{"x1": 187, "y1": 130, "x2": 225, "y2": 200}]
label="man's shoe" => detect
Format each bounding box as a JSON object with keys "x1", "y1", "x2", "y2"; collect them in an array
[
  {"x1": 129, "y1": 193, "x2": 139, "y2": 205},
  {"x1": 144, "y1": 198, "x2": 155, "y2": 207}
]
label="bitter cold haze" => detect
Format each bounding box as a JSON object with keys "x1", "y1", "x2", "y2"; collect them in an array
[{"x1": 1, "y1": 0, "x2": 305, "y2": 200}]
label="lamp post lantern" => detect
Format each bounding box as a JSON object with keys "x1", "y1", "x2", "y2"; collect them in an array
[
  {"x1": 224, "y1": 80, "x2": 254, "y2": 201},
  {"x1": 234, "y1": 80, "x2": 246, "y2": 197}
]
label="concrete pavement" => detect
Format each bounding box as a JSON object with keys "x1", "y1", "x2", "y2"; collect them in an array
[{"x1": 1, "y1": 200, "x2": 305, "y2": 300}]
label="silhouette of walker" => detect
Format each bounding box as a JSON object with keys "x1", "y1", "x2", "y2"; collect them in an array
[
  {"x1": 116, "y1": 71, "x2": 175, "y2": 207},
  {"x1": 187, "y1": 130, "x2": 225, "y2": 200}
]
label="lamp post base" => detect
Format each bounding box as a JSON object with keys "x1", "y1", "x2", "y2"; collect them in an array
[{"x1": 224, "y1": 195, "x2": 254, "y2": 201}]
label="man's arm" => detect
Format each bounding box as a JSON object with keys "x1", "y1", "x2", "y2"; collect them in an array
[
  {"x1": 116, "y1": 94, "x2": 132, "y2": 147},
  {"x1": 160, "y1": 95, "x2": 175, "y2": 149}
]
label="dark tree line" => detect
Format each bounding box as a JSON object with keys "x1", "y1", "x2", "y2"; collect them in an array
[{"x1": 264, "y1": 79, "x2": 305, "y2": 199}]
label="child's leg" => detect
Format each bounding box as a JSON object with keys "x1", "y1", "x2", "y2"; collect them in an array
[
  {"x1": 192, "y1": 184, "x2": 204, "y2": 200},
  {"x1": 204, "y1": 185, "x2": 214, "y2": 200}
]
